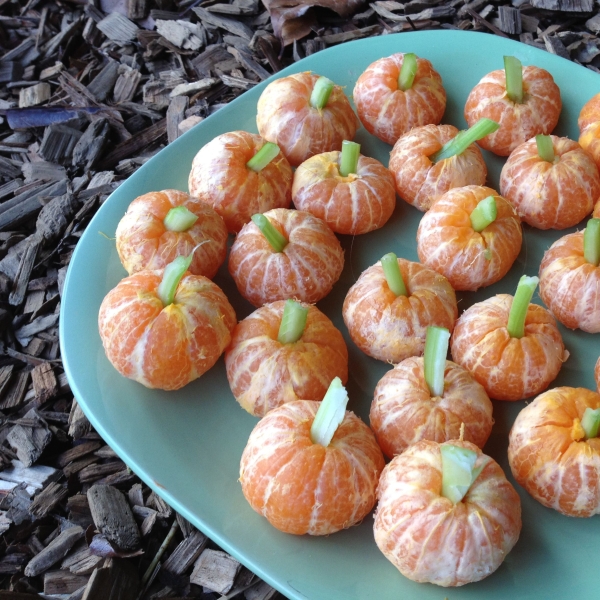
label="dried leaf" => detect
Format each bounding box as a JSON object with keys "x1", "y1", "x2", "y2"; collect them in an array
[{"x1": 262, "y1": 0, "x2": 366, "y2": 45}]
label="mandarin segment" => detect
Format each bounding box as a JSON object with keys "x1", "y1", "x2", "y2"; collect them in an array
[
  {"x1": 417, "y1": 185, "x2": 522, "y2": 291},
  {"x1": 352, "y1": 53, "x2": 446, "y2": 146},
  {"x1": 225, "y1": 301, "x2": 348, "y2": 417},
  {"x1": 538, "y1": 231, "x2": 600, "y2": 333},
  {"x1": 98, "y1": 270, "x2": 236, "y2": 390},
  {"x1": 508, "y1": 386, "x2": 600, "y2": 517},
  {"x1": 343, "y1": 258, "x2": 457, "y2": 363},
  {"x1": 464, "y1": 66, "x2": 561, "y2": 156},
  {"x1": 256, "y1": 72, "x2": 359, "y2": 167},
  {"x1": 374, "y1": 439, "x2": 521, "y2": 587},
  {"x1": 239, "y1": 400, "x2": 385, "y2": 535},
  {"x1": 292, "y1": 151, "x2": 396, "y2": 235},
  {"x1": 389, "y1": 124, "x2": 487, "y2": 212},
  {"x1": 188, "y1": 131, "x2": 292, "y2": 233},
  {"x1": 450, "y1": 294, "x2": 567, "y2": 400},
  {"x1": 578, "y1": 93, "x2": 600, "y2": 170},
  {"x1": 228, "y1": 208, "x2": 344, "y2": 307},
  {"x1": 500, "y1": 136, "x2": 600, "y2": 230},
  {"x1": 115, "y1": 189, "x2": 228, "y2": 279},
  {"x1": 370, "y1": 357, "x2": 493, "y2": 458}
]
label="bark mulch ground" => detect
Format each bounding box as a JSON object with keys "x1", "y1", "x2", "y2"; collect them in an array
[{"x1": 0, "y1": 0, "x2": 599, "y2": 598}]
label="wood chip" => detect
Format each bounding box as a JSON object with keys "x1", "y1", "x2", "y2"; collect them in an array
[
  {"x1": 29, "y1": 480, "x2": 68, "y2": 517},
  {"x1": 498, "y1": 6, "x2": 522, "y2": 34},
  {"x1": 39, "y1": 124, "x2": 83, "y2": 163},
  {"x1": 162, "y1": 529, "x2": 207, "y2": 576},
  {"x1": 166, "y1": 95, "x2": 188, "y2": 144},
  {"x1": 531, "y1": 0, "x2": 593, "y2": 9},
  {"x1": 169, "y1": 78, "x2": 218, "y2": 98},
  {"x1": 8, "y1": 236, "x2": 41, "y2": 307},
  {"x1": 87, "y1": 484, "x2": 141, "y2": 552},
  {"x1": 190, "y1": 549, "x2": 241, "y2": 595},
  {"x1": 44, "y1": 570, "x2": 89, "y2": 594},
  {"x1": 543, "y1": 33, "x2": 571, "y2": 59},
  {"x1": 96, "y1": 13, "x2": 139, "y2": 43},
  {"x1": 87, "y1": 60, "x2": 120, "y2": 103},
  {"x1": 22, "y1": 161, "x2": 67, "y2": 183},
  {"x1": 113, "y1": 65, "x2": 142, "y2": 104},
  {"x1": 24, "y1": 525, "x2": 84, "y2": 577},
  {"x1": 57, "y1": 441, "x2": 103, "y2": 468},
  {"x1": 0, "y1": 370, "x2": 30, "y2": 411},
  {"x1": 31, "y1": 362, "x2": 58, "y2": 404},
  {"x1": 61, "y1": 542, "x2": 103, "y2": 575},
  {"x1": 193, "y1": 7, "x2": 254, "y2": 41},
  {"x1": 80, "y1": 557, "x2": 139, "y2": 600},
  {"x1": 19, "y1": 82, "x2": 51, "y2": 108},
  {"x1": 6, "y1": 408, "x2": 52, "y2": 467},
  {"x1": 68, "y1": 400, "x2": 91, "y2": 440}
]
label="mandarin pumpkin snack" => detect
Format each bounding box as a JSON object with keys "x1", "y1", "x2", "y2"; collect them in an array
[
  {"x1": 374, "y1": 438, "x2": 521, "y2": 586},
  {"x1": 416, "y1": 185, "x2": 522, "y2": 291},
  {"x1": 256, "y1": 72, "x2": 359, "y2": 167},
  {"x1": 292, "y1": 141, "x2": 396, "y2": 235},
  {"x1": 508, "y1": 386, "x2": 600, "y2": 517},
  {"x1": 353, "y1": 52, "x2": 446, "y2": 146},
  {"x1": 240, "y1": 378, "x2": 385, "y2": 535},
  {"x1": 98, "y1": 252, "x2": 236, "y2": 390},
  {"x1": 450, "y1": 275, "x2": 567, "y2": 401},
  {"x1": 225, "y1": 299, "x2": 348, "y2": 417},
  {"x1": 116, "y1": 189, "x2": 228, "y2": 280},
  {"x1": 578, "y1": 92, "x2": 600, "y2": 170},
  {"x1": 370, "y1": 327, "x2": 493, "y2": 459},
  {"x1": 464, "y1": 56, "x2": 561, "y2": 156},
  {"x1": 188, "y1": 131, "x2": 292, "y2": 234}
]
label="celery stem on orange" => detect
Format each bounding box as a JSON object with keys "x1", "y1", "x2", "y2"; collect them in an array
[
  {"x1": 424, "y1": 326, "x2": 450, "y2": 398},
  {"x1": 504, "y1": 56, "x2": 524, "y2": 104},
  {"x1": 278, "y1": 299, "x2": 309, "y2": 344},
  {"x1": 506, "y1": 275, "x2": 539, "y2": 339},
  {"x1": 310, "y1": 377, "x2": 348, "y2": 447},
  {"x1": 381, "y1": 252, "x2": 407, "y2": 297},
  {"x1": 430, "y1": 118, "x2": 499, "y2": 163},
  {"x1": 470, "y1": 195, "x2": 497, "y2": 232},
  {"x1": 339, "y1": 140, "x2": 360, "y2": 177},
  {"x1": 251, "y1": 213, "x2": 288, "y2": 252},
  {"x1": 163, "y1": 206, "x2": 198, "y2": 232},
  {"x1": 581, "y1": 407, "x2": 600, "y2": 439},
  {"x1": 156, "y1": 252, "x2": 193, "y2": 307},
  {"x1": 398, "y1": 53, "x2": 417, "y2": 91},
  {"x1": 441, "y1": 444, "x2": 485, "y2": 504},
  {"x1": 310, "y1": 76, "x2": 334, "y2": 110},
  {"x1": 246, "y1": 142, "x2": 280, "y2": 172},
  {"x1": 583, "y1": 218, "x2": 600, "y2": 266},
  {"x1": 536, "y1": 135, "x2": 555, "y2": 163}
]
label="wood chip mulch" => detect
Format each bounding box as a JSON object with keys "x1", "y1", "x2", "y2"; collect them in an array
[{"x1": 0, "y1": 0, "x2": 599, "y2": 598}]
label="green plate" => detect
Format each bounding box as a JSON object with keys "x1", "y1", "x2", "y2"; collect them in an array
[{"x1": 60, "y1": 30, "x2": 600, "y2": 599}]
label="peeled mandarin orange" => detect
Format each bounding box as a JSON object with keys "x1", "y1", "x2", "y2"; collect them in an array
[
  {"x1": 240, "y1": 400, "x2": 385, "y2": 535},
  {"x1": 228, "y1": 208, "x2": 344, "y2": 307},
  {"x1": 256, "y1": 72, "x2": 359, "y2": 167},
  {"x1": 417, "y1": 185, "x2": 522, "y2": 291},
  {"x1": 98, "y1": 270, "x2": 236, "y2": 390},
  {"x1": 370, "y1": 357, "x2": 493, "y2": 459},
  {"x1": 388, "y1": 124, "x2": 487, "y2": 212},
  {"x1": 499, "y1": 136, "x2": 600, "y2": 230},
  {"x1": 464, "y1": 66, "x2": 561, "y2": 156},
  {"x1": 115, "y1": 189, "x2": 228, "y2": 280},
  {"x1": 188, "y1": 131, "x2": 292, "y2": 234},
  {"x1": 374, "y1": 439, "x2": 521, "y2": 587},
  {"x1": 508, "y1": 386, "x2": 600, "y2": 517},
  {"x1": 538, "y1": 231, "x2": 600, "y2": 333},
  {"x1": 343, "y1": 257, "x2": 457, "y2": 363},
  {"x1": 225, "y1": 301, "x2": 348, "y2": 417},
  {"x1": 352, "y1": 53, "x2": 446, "y2": 146},
  {"x1": 450, "y1": 294, "x2": 567, "y2": 401},
  {"x1": 578, "y1": 93, "x2": 600, "y2": 170},
  {"x1": 291, "y1": 150, "x2": 396, "y2": 235}
]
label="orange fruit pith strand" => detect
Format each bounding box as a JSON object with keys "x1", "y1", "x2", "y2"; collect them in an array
[
  {"x1": 464, "y1": 66, "x2": 561, "y2": 156},
  {"x1": 370, "y1": 357, "x2": 493, "y2": 459},
  {"x1": 352, "y1": 53, "x2": 446, "y2": 146},
  {"x1": 374, "y1": 439, "x2": 521, "y2": 587},
  {"x1": 256, "y1": 72, "x2": 360, "y2": 167},
  {"x1": 578, "y1": 92, "x2": 600, "y2": 170},
  {"x1": 417, "y1": 185, "x2": 522, "y2": 291},
  {"x1": 240, "y1": 400, "x2": 385, "y2": 535},
  {"x1": 343, "y1": 257, "x2": 457, "y2": 364},
  {"x1": 538, "y1": 231, "x2": 600, "y2": 333},
  {"x1": 292, "y1": 151, "x2": 396, "y2": 235},
  {"x1": 388, "y1": 124, "x2": 487, "y2": 212},
  {"x1": 98, "y1": 271, "x2": 236, "y2": 391},
  {"x1": 508, "y1": 386, "x2": 600, "y2": 517},
  {"x1": 450, "y1": 294, "x2": 567, "y2": 401},
  {"x1": 228, "y1": 208, "x2": 345, "y2": 308},
  {"x1": 500, "y1": 136, "x2": 600, "y2": 230},
  {"x1": 188, "y1": 130, "x2": 293, "y2": 234},
  {"x1": 225, "y1": 301, "x2": 349, "y2": 417},
  {"x1": 115, "y1": 189, "x2": 228, "y2": 280}
]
